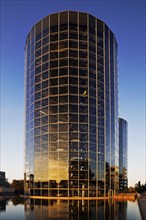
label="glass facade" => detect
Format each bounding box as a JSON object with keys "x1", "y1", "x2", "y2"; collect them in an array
[
  {"x1": 119, "y1": 118, "x2": 128, "y2": 192},
  {"x1": 24, "y1": 11, "x2": 119, "y2": 197}
]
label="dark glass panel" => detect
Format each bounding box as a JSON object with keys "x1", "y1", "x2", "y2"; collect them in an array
[
  {"x1": 69, "y1": 114, "x2": 78, "y2": 122},
  {"x1": 35, "y1": 91, "x2": 41, "y2": 101},
  {"x1": 69, "y1": 95, "x2": 78, "y2": 104},
  {"x1": 59, "y1": 86, "x2": 68, "y2": 94},
  {"x1": 50, "y1": 60, "x2": 58, "y2": 68},
  {"x1": 69, "y1": 11, "x2": 77, "y2": 24},
  {"x1": 42, "y1": 71, "x2": 48, "y2": 80},
  {"x1": 49, "y1": 87, "x2": 58, "y2": 95},
  {"x1": 42, "y1": 45, "x2": 49, "y2": 54},
  {"x1": 50, "y1": 51, "x2": 58, "y2": 59},
  {"x1": 41, "y1": 125, "x2": 48, "y2": 134},
  {"x1": 49, "y1": 96, "x2": 58, "y2": 105},
  {"x1": 42, "y1": 62, "x2": 48, "y2": 71},
  {"x1": 35, "y1": 41, "x2": 41, "y2": 50},
  {"x1": 35, "y1": 74, "x2": 41, "y2": 84},
  {"x1": 49, "y1": 115, "x2": 58, "y2": 123},
  {"x1": 59, "y1": 59, "x2": 68, "y2": 67},
  {"x1": 79, "y1": 42, "x2": 87, "y2": 49},
  {"x1": 80, "y1": 124, "x2": 88, "y2": 132},
  {"x1": 69, "y1": 67, "x2": 78, "y2": 76},
  {"x1": 49, "y1": 105, "x2": 58, "y2": 114},
  {"x1": 42, "y1": 80, "x2": 48, "y2": 89},
  {"x1": 69, "y1": 86, "x2": 78, "y2": 94},
  {"x1": 69, "y1": 77, "x2": 78, "y2": 85},
  {"x1": 60, "y1": 24, "x2": 68, "y2": 31},
  {"x1": 97, "y1": 19, "x2": 103, "y2": 37},
  {"x1": 79, "y1": 51, "x2": 87, "y2": 58},
  {"x1": 50, "y1": 78, "x2": 58, "y2": 87},
  {"x1": 50, "y1": 69, "x2": 58, "y2": 77},
  {"x1": 42, "y1": 54, "x2": 48, "y2": 62},
  {"x1": 60, "y1": 41, "x2": 68, "y2": 49},
  {"x1": 34, "y1": 118, "x2": 40, "y2": 127},
  {"x1": 79, "y1": 105, "x2": 88, "y2": 114},
  {"x1": 60, "y1": 11, "x2": 68, "y2": 25},
  {"x1": 34, "y1": 127, "x2": 40, "y2": 136},
  {"x1": 79, "y1": 69, "x2": 88, "y2": 77},
  {"x1": 42, "y1": 89, "x2": 48, "y2": 98},
  {"x1": 50, "y1": 34, "x2": 58, "y2": 42},
  {"x1": 80, "y1": 115, "x2": 88, "y2": 123},
  {"x1": 60, "y1": 32, "x2": 68, "y2": 40},
  {"x1": 35, "y1": 49, "x2": 41, "y2": 58},
  {"x1": 59, "y1": 50, "x2": 68, "y2": 58},
  {"x1": 49, "y1": 124, "x2": 58, "y2": 132},
  {"x1": 69, "y1": 41, "x2": 78, "y2": 49},
  {"x1": 59, "y1": 114, "x2": 68, "y2": 122},
  {"x1": 43, "y1": 27, "x2": 49, "y2": 37},
  {"x1": 50, "y1": 43, "x2": 58, "y2": 51},
  {"x1": 79, "y1": 12, "x2": 87, "y2": 26},
  {"x1": 59, "y1": 68, "x2": 68, "y2": 76},
  {"x1": 59, "y1": 77, "x2": 68, "y2": 85},
  {"x1": 42, "y1": 116, "x2": 48, "y2": 125},
  {"x1": 42, "y1": 98, "x2": 48, "y2": 107},
  {"x1": 69, "y1": 58, "x2": 78, "y2": 66},
  {"x1": 35, "y1": 21, "x2": 41, "y2": 41},
  {"x1": 35, "y1": 83, "x2": 41, "y2": 92},
  {"x1": 50, "y1": 13, "x2": 58, "y2": 32},
  {"x1": 69, "y1": 104, "x2": 78, "y2": 113},
  {"x1": 35, "y1": 57, "x2": 41, "y2": 67},
  {"x1": 79, "y1": 33, "x2": 87, "y2": 41},
  {"x1": 43, "y1": 37, "x2": 49, "y2": 46}
]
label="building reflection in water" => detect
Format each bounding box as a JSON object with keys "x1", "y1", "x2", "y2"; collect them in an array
[{"x1": 24, "y1": 199, "x2": 127, "y2": 220}]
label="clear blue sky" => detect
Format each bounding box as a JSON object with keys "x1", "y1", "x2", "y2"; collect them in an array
[{"x1": 1, "y1": 0, "x2": 145, "y2": 186}]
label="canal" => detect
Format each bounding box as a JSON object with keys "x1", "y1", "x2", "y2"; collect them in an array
[{"x1": 0, "y1": 197, "x2": 141, "y2": 220}]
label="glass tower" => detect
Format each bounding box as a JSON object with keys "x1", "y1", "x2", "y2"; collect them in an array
[
  {"x1": 119, "y1": 118, "x2": 128, "y2": 192},
  {"x1": 24, "y1": 11, "x2": 119, "y2": 197}
]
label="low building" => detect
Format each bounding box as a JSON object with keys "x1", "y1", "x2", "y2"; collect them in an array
[{"x1": 0, "y1": 171, "x2": 14, "y2": 195}]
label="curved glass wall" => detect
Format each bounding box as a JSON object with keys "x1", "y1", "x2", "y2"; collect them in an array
[{"x1": 24, "y1": 11, "x2": 119, "y2": 197}]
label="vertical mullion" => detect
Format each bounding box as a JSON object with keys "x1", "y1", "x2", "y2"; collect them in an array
[
  {"x1": 48, "y1": 14, "x2": 50, "y2": 196},
  {"x1": 58, "y1": 13, "x2": 59, "y2": 197},
  {"x1": 87, "y1": 13, "x2": 89, "y2": 197},
  {"x1": 77, "y1": 11, "x2": 79, "y2": 197},
  {"x1": 67, "y1": 10, "x2": 69, "y2": 197},
  {"x1": 109, "y1": 29, "x2": 111, "y2": 192},
  {"x1": 95, "y1": 18, "x2": 98, "y2": 197},
  {"x1": 103, "y1": 23, "x2": 106, "y2": 197}
]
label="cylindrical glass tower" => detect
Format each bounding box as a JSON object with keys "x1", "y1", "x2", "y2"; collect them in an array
[{"x1": 24, "y1": 11, "x2": 119, "y2": 197}]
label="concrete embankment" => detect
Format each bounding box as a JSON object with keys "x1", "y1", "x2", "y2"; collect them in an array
[
  {"x1": 113, "y1": 193, "x2": 136, "y2": 201},
  {"x1": 138, "y1": 194, "x2": 146, "y2": 220},
  {"x1": 21, "y1": 193, "x2": 136, "y2": 201}
]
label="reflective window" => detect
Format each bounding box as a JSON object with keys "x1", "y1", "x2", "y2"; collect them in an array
[
  {"x1": 43, "y1": 37, "x2": 49, "y2": 46},
  {"x1": 42, "y1": 45, "x2": 49, "y2": 54},
  {"x1": 50, "y1": 52, "x2": 58, "y2": 59},
  {"x1": 42, "y1": 98, "x2": 48, "y2": 107},
  {"x1": 42, "y1": 89, "x2": 48, "y2": 98},
  {"x1": 50, "y1": 34, "x2": 58, "y2": 42},
  {"x1": 60, "y1": 32, "x2": 68, "y2": 40},
  {"x1": 59, "y1": 86, "x2": 68, "y2": 94},
  {"x1": 50, "y1": 78, "x2": 58, "y2": 86}
]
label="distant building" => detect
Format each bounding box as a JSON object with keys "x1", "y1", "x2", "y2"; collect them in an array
[
  {"x1": 0, "y1": 171, "x2": 5, "y2": 179},
  {"x1": 24, "y1": 11, "x2": 119, "y2": 197},
  {"x1": 119, "y1": 118, "x2": 128, "y2": 192},
  {"x1": 0, "y1": 171, "x2": 14, "y2": 195}
]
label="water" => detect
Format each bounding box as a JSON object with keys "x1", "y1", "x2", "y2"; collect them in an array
[{"x1": 0, "y1": 197, "x2": 141, "y2": 220}]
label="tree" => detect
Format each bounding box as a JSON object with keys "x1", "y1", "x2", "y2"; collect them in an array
[
  {"x1": 10, "y1": 179, "x2": 24, "y2": 194},
  {"x1": 135, "y1": 181, "x2": 146, "y2": 194}
]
